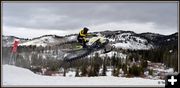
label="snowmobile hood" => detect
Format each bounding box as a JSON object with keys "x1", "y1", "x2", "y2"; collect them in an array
[{"x1": 87, "y1": 36, "x2": 107, "y2": 46}]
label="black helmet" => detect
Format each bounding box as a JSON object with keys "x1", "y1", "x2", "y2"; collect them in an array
[{"x1": 83, "y1": 27, "x2": 89, "y2": 34}]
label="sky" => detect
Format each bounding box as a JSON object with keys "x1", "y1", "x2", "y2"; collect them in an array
[{"x1": 2, "y1": 2, "x2": 178, "y2": 39}]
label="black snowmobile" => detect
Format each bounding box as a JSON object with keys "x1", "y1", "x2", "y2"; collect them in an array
[{"x1": 60, "y1": 34, "x2": 115, "y2": 62}]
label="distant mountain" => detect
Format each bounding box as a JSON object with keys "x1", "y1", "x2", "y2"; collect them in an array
[
  {"x1": 100, "y1": 30, "x2": 153, "y2": 50},
  {"x1": 99, "y1": 30, "x2": 177, "y2": 50},
  {"x1": 2, "y1": 35, "x2": 28, "y2": 47},
  {"x1": 19, "y1": 35, "x2": 66, "y2": 47},
  {"x1": 138, "y1": 32, "x2": 178, "y2": 47},
  {"x1": 2, "y1": 30, "x2": 178, "y2": 50}
]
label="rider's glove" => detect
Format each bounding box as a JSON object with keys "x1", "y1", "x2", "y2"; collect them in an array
[{"x1": 85, "y1": 39, "x2": 89, "y2": 43}]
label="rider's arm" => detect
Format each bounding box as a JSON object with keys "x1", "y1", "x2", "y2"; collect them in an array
[
  {"x1": 87, "y1": 33, "x2": 92, "y2": 36},
  {"x1": 87, "y1": 33, "x2": 97, "y2": 37}
]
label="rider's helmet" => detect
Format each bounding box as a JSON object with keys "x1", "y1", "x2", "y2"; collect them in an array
[{"x1": 83, "y1": 27, "x2": 89, "y2": 34}]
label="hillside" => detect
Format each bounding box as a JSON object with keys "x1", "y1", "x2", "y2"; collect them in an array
[{"x1": 2, "y1": 30, "x2": 178, "y2": 50}]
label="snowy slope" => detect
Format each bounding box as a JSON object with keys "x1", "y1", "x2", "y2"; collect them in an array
[
  {"x1": 2, "y1": 65, "x2": 164, "y2": 87},
  {"x1": 66, "y1": 35, "x2": 77, "y2": 41},
  {"x1": 113, "y1": 42, "x2": 153, "y2": 50},
  {"x1": 19, "y1": 36, "x2": 55, "y2": 47},
  {"x1": 106, "y1": 32, "x2": 153, "y2": 50},
  {"x1": 19, "y1": 35, "x2": 65, "y2": 47},
  {"x1": 18, "y1": 35, "x2": 76, "y2": 47}
]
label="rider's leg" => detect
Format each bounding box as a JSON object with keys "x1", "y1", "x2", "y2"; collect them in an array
[
  {"x1": 77, "y1": 37, "x2": 85, "y2": 48},
  {"x1": 82, "y1": 38, "x2": 88, "y2": 48}
]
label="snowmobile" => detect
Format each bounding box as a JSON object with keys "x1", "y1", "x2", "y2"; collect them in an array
[{"x1": 60, "y1": 34, "x2": 115, "y2": 62}]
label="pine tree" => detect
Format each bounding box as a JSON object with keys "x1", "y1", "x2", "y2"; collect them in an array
[
  {"x1": 75, "y1": 67, "x2": 80, "y2": 77},
  {"x1": 80, "y1": 64, "x2": 87, "y2": 76},
  {"x1": 63, "y1": 68, "x2": 67, "y2": 77},
  {"x1": 101, "y1": 57, "x2": 107, "y2": 76}
]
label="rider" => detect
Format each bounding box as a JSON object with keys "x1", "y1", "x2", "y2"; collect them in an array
[{"x1": 77, "y1": 27, "x2": 92, "y2": 48}]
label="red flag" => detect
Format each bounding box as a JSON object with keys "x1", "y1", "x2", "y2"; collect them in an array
[{"x1": 12, "y1": 39, "x2": 19, "y2": 53}]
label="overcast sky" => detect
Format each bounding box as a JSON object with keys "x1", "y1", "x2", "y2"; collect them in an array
[{"x1": 2, "y1": 2, "x2": 178, "y2": 38}]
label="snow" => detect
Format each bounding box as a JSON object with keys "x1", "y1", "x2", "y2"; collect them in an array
[
  {"x1": 66, "y1": 36, "x2": 77, "y2": 41},
  {"x1": 169, "y1": 50, "x2": 173, "y2": 53},
  {"x1": 113, "y1": 42, "x2": 153, "y2": 50},
  {"x1": 153, "y1": 68, "x2": 174, "y2": 73},
  {"x1": 107, "y1": 32, "x2": 154, "y2": 50},
  {"x1": 88, "y1": 51, "x2": 127, "y2": 60},
  {"x1": 19, "y1": 36, "x2": 57, "y2": 47},
  {"x1": 106, "y1": 69, "x2": 113, "y2": 76},
  {"x1": 14, "y1": 39, "x2": 20, "y2": 41},
  {"x1": 2, "y1": 65, "x2": 164, "y2": 87},
  {"x1": 167, "y1": 39, "x2": 171, "y2": 41},
  {"x1": 165, "y1": 68, "x2": 174, "y2": 73},
  {"x1": 66, "y1": 71, "x2": 76, "y2": 77},
  {"x1": 100, "y1": 51, "x2": 127, "y2": 59},
  {"x1": 112, "y1": 35, "x2": 153, "y2": 50}
]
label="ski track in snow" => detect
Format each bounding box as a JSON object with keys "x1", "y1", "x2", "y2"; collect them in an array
[{"x1": 2, "y1": 65, "x2": 164, "y2": 87}]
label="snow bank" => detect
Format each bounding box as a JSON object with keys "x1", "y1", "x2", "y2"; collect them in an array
[{"x1": 2, "y1": 65, "x2": 164, "y2": 87}]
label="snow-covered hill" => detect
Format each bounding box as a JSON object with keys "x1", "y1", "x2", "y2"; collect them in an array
[
  {"x1": 2, "y1": 65, "x2": 164, "y2": 87},
  {"x1": 109, "y1": 32, "x2": 153, "y2": 50},
  {"x1": 19, "y1": 35, "x2": 65, "y2": 47},
  {"x1": 2, "y1": 30, "x2": 177, "y2": 50}
]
